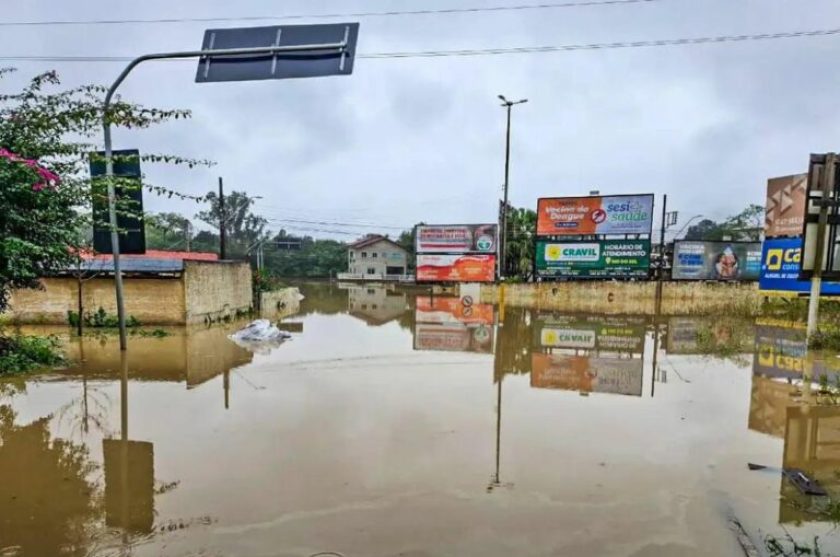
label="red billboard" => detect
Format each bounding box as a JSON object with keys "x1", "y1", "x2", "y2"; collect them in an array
[{"x1": 416, "y1": 254, "x2": 496, "y2": 283}]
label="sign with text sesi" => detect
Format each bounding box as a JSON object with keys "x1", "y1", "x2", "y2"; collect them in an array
[
  {"x1": 536, "y1": 194, "x2": 654, "y2": 236},
  {"x1": 535, "y1": 239, "x2": 650, "y2": 278},
  {"x1": 415, "y1": 224, "x2": 498, "y2": 254},
  {"x1": 672, "y1": 241, "x2": 761, "y2": 281}
]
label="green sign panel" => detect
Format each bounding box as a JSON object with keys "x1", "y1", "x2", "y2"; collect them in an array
[{"x1": 536, "y1": 239, "x2": 651, "y2": 278}]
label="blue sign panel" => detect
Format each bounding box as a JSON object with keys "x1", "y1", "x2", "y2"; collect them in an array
[{"x1": 759, "y1": 237, "x2": 840, "y2": 295}]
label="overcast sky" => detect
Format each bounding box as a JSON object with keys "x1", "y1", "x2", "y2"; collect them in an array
[{"x1": 3, "y1": 0, "x2": 840, "y2": 240}]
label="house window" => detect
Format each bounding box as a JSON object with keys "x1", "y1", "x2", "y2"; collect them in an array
[
  {"x1": 361, "y1": 251, "x2": 368, "y2": 258},
  {"x1": 350, "y1": 252, "x2": 355, "y2": 259},
  {"x1": 372, "y1": 252, "x2": 378, "y2": 258},
  {"x1": 372, "y1": 304, "x2": 378, "y2": 310},
  {"x1": 367, "y1": 288, "x2": 376, "y2": 295},
  {"x1": 367, "y1": 267, "x2": 376, "y2": 275}
]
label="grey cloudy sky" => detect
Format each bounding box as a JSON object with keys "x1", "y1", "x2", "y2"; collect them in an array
[{"x1": 3, "y1": 0, "x2": 840, "y2": 239}]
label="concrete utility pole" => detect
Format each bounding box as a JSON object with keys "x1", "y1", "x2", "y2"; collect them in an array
[
  {"x1": 218, "y1": 177, "x2": 227, "y2": 260},
  {"x1": 498, "y1": 94, "x2": 527, "y2": 277},
  {"x1": 807, "y1": 153, "x2": 836, "y2": 339}
]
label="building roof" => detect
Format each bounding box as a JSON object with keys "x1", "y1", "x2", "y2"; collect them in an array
[
  {"x1": 347, "y1": 235, "x2": 407, "y2": 252},
  {"x1": 84, "y1": 250, "x2": 218, "y2": 262},
  {"x1": 58, "y1": 250, "x2": 219, "y2": 275}
]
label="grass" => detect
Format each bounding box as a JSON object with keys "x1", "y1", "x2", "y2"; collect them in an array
[{"x1": 0, "y1": 334, "x2": 63, "y2": 374}]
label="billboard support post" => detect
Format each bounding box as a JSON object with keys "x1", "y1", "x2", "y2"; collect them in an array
[
  {"x1": 656, "y1": 194, "x2": 667, "y2": 313},
  {"x1": 807, "y1": 153, "x2": 836, "y2": 339}
]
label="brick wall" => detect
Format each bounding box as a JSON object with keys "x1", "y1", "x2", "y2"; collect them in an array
[{"x1": 183, "y1": 261, "x2": 253, "y2": 324}]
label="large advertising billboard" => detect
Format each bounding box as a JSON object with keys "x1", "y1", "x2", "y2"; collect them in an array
[
  {"x1": 535, "y1": 239, "x2": 650, "y2": 279},
  {"x1": 416, "y1": 254, "x2": 496, "y2": 282},
  {"x1": 415, "y1": 224, "x2": 498, "y2": 254},
  {"x1": 765, "y1": 174, "x2": 807, "y2": 238},
  {"x1": 671, "y1": 241, "x2": 761, "y2": 281},
  {"x1": 536, "y1": 194, "x2": 654, "y2": 236},
  {"x1": 530, "y1": 353, "x2": 643, "y2": 397},
  {"x1": 760, "y1": 237, "x2": 840, "y2": 295}
]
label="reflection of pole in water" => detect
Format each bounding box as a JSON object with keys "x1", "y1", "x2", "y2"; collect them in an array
[
  {"x1": 224, "y1": 369, "x2": 230, "y2": 410},
  {"x1": 488, "y1": 377, "x2": 503, "y2": 493},
  {"x1": 650, "y1": 318, "x2": 660, "y2": 398},
  {"x1": 120, "y1": 351, "x2": 129, "y2": 551}
]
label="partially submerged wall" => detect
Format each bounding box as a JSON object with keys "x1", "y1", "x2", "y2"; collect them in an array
[
  {"x1": 259, "y1": 287, "x2": 302, "y2": 319},
  {"x1": 480, "y1": 281, "x2": 762, "y2": 316},
  {"x1": 5, "y1": 276, "x2": 185, "y2": 325},
  {"x1": 183, "y1": 261, "x2": 253, "y2": 324}
]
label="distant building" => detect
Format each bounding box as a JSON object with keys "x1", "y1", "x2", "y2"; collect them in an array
[{"x1": 343, "y1": 235, "x2": 410, "y2": 281}]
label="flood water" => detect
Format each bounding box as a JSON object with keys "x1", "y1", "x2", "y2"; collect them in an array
[{"x1": 2, "y1": 281, "x2": 840, "y2": 556}]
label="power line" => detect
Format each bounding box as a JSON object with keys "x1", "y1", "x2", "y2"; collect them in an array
[
  {"x1": 3, "y1": 27, "x2": 839, "y2": 64},
  {"x1": 0, "y1": 0, "x2": 660, "y2": 28}
]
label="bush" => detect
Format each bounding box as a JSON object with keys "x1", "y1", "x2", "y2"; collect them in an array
[
  {"x1": 0, "y1": 335, "x2": 63, "y2": 374},
  {"x1": 67, "y1": 307, "x2": 140, "y2": 329}
]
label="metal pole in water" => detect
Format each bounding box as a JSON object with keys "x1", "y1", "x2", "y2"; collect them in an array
[{"x1": 807, "y1": 154, "x2": 835, "y2": 339}]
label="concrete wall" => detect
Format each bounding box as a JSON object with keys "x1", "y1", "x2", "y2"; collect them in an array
[
  {"x1": 5, "y1": 276, "x2": 185, "y2": 325},
  {"x1": 259, "y1": 287, "x2": 302, "y2": 319},
  {"x1": 183, "y1": 261, "x2": 253, "y2": 324},
  {"x1": 480, "y1": 281, "x2": 762, "y2": 316}
]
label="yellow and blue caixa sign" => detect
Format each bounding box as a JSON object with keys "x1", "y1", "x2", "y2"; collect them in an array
[{"x1": 760, "y1": 237, "x2": 840, "y2": 295}]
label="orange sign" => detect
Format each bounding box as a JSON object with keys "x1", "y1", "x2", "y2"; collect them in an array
[
  {"x1": 416, "y1": 296, "x2": 495, "y2": 325},
  {"x1": 536, "y1": 195, "x2": 655, "y2": 236},
  {"x1": 416, "y1": 254, "x2": 496, "y2": 283},
  {"x1": 531, "y1": 353, "x2": 593, "y2": 391}
]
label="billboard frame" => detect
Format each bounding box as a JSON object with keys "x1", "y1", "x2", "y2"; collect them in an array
[
  {"x1": 534, "y1": 238, "x2": 651, "y2": 280},
  {"x1": 671, "y1": 240, "x2": 762, "y2": 282},
  {"x1": 536, "y1": 193, "x2": 656, "y2": 238},
  {"x1": 799, "y1": 154, "x2": 840, "y2": 280}
]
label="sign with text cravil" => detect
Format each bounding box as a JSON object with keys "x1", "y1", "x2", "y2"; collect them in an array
[
  {"x1": 672, "y1": 241, "x2": 761, "y2": 281},
  {"x1": 537, "y1": 194, "x2": 654, "y2": 236},
  {"x1": 765, "y1": 174, "x2": 807, "y2": 238},
  {"x1": 535, "y1": 240, "x2": 651, "y2": 278},
  {"x1": 759, "y1": 237, "x2": 840, "y2": 295},
  {"x1": 416, "y1": 254, "x2": 496, "y2": 283},
  {"x1": 415, "y1": 224, "x2": 498, "y2": 254}
]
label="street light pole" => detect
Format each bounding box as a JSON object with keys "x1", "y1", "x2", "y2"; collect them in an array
[
  {"x1": 101, "y1": 40, "x2": 349, "y2": 351},
  {"x1": 498, "y1": 94, "x2": 527, "y2": 278}
]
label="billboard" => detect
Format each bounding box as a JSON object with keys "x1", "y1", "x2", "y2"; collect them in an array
[
  {"x1": 90, "y1": 149, "x2": 146, "y2": 254},
  {"x1": 415, "y1": 224, "x2": 498, "y2": 254},
  {"x1": 416, "y1": 296, "x2": 495, "y2": 325},
  {"x1": 535, "y1": 239, "x2": 650, "y2": 279},
  {"x1": 536, "y1": 194, "x2": 654, "y2": 236},
  {"x1": 531, "y1": 353, "x2": 643, "y2": 396},
  {"x1": 416, "y1": 254, "x2": 496, "y2": 283},
  {"x1": 765, "y1": 174, "x2": 807, "y2": 238},
  {"x1": 760, "y1": 237, "x2": 840, "y2": 295},
  {"x1": 534, "y1": 314, "x2": 646, "y2": 353},
  {"x1": 671, "y1": 241, "x2": 761, "y2": 280}
]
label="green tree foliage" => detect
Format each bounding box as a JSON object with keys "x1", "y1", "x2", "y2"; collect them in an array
[
  {"x1": 684, "y1": 204, "x2": 764, "y2": 241},
  {"x1": 0, "y1": 68, "x2": 203, "y2": 315},
  {"x1": 145, "y1": 212, "x2": 192, "y2": 250},
  {"x1": 503, "y1": 206, "x2": 537, "y2": 279},
  {"x1": 264, "y1": 235, "x2": 347, "y2": 278},
  {"x1": 196, "y1": 190, "x2": 267, "y2": 257}
]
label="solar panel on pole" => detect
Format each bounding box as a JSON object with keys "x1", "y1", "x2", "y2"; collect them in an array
[{"x1": 195, "y1": 23, "x2": 360, "y2": 83}]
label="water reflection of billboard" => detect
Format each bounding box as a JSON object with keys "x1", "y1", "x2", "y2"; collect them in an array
[
  {"x1": 413, "y1": 296, "x2": 495, "y2": 354},
  {"x1": 535, "y1": 314, "x2": 646, "y2": 353},
  {"x1": 753, "y1": 320, "x2": 840, "y2": 381},
  {"x1": 666, "y1": 316, "x2": 754, "y2": 355},
  {"x1": 103, "y1": 439, "x2": 154, "y2": 534},
  {"x1": 536, "y1": 194, "x2": 654, "y2": 236},
  {"x1": 672, "y1": 241, "x2": 761, "y2": 281},
  {"x1": 416, "y1": 254, "x2": 496, "y2": 283},
  {"x1": 531, "y1": 353, "x2": 643, "y2": 396}
]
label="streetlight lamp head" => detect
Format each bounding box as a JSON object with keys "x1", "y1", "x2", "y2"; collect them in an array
[
  {"x1": 518, "y1": 98, "x2": 528, "y2": 104},
  {"x1": 498, "y1": 94, "x2": 507, "y2": 102}
]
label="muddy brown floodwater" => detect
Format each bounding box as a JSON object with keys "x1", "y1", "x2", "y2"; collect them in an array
[{"x1": 3, "y1": 281, "x2": 840, "y2": 556}]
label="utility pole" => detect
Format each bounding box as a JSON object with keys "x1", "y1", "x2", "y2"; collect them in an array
[
  {"x1": 185, "y1": 221, "x2": 192, "y2": 252},
  {"x1": 498, "y1": 94, "x2": 528, "y2": 277},
  {"x1": 807, "y1": 153, "x2": 836, "y2": 339},
  {"x1": 218, "y1": 177, "x2": 227, "y2": 260}
]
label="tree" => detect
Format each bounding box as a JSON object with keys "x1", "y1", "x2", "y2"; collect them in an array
[
  {"x1": 196, "y1": 190, "x2": 267, "y2": 257},
  {"x1": 145, "y1": 212, "x2": 192, "y2": 250},
  {"x1": 263, "y1": 235, "x2": 347, "y2": 278},
  {"x1": 683, "y1": 204, "x2": 764, "y2": 242},
  {"x1": 503, "y1": 207, "x2": 537, "y2": 280},
  {"x1": 0, "y1": 68, "x2": 208, "y2": 361},
  {"x1": 684, "y1": 219, "x2": 721, "y2": 241}
]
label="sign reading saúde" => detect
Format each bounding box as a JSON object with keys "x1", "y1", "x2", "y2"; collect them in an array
[
  {"x1": 535, "y1": 239, "x2": 650, "y2": 278},
  {"x1": 416, "y1": 254, "x2": 496, "y2": 282},
  {"x1": 415, "y1": 224, "x2": 498, "y2": 254},
  {"x1": 765, "y1": 174, "x2": 807, "y2": 238},
  {"x1": 759, "y1": 237, "x2": 840, "y2": 295},
  {"x1": 536, "y1": 194, "x2": 654, "y2": 236},
  {"x1": 672, "y1": 241, "x2": 762, "y2": 281}
]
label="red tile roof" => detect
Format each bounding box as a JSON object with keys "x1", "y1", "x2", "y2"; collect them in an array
[{"x1": 83, "y1": 250, "x2": 219, "y2": 262}]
